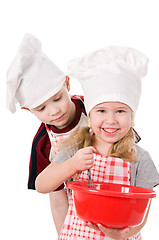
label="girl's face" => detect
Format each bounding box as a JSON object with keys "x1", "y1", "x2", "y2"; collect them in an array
[
  {"x1": 30, "y1": 85, "x2": 75, "y2": 129},
  {"x1": 90, "y1": 102, "x2": 132, "y2": 149}
]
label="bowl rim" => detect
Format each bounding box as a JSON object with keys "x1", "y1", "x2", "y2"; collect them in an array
[{"x1": 67, "y1": 181, "x2": 156, "y2": 199}]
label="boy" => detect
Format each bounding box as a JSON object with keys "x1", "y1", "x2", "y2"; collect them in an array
[{"x1": 6, "y1": 34, "x2": 88, "y2": 235}]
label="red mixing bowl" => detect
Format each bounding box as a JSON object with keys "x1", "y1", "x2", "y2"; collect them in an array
[{"x1": 67, "y1": 181, "x2": 156, "y2": 229}]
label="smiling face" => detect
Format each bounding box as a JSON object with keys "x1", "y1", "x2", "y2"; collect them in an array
[
  {"x1": 30, "y1": 85, "x2": 75, "y2": 129},
  {"x1": 89, "y1": 102, "x2": 132, "y2": 153}
]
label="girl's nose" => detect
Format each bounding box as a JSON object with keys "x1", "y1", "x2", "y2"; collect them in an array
[{"x1": 105, "y1": 112, "x2": 116, "y2": 124}]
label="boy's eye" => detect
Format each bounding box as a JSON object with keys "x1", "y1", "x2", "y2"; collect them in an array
[
  {"x1": 54, "y1": 96, "x2": 61, "y2": 102},
  {"x1": 38, "y1": 106, "x2": 45, "y2": 111}
]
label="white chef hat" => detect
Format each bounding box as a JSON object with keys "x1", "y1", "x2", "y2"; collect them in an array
[
  {"x1": 68, "y1": 46, "x2": 149, "y2": 115},
  {"x1": 6, "y1": 34, "x2": 66, "y2": 113}
]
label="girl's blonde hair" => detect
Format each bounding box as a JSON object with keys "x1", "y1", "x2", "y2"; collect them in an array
[{"x1": 60, "y1": 125, "x2": 137, "y2": 162}]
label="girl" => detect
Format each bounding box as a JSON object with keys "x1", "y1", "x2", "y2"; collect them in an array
[{"x1": 35, "y1": 46, "x2": 159, "y2": 239}]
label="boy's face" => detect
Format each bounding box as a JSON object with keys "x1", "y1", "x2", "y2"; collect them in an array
[{"x1": 30, "y1": 85, "x2": 75, "y2": 129}]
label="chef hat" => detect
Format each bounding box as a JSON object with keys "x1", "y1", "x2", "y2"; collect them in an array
[
  {"x1": 68, "y1": 46, "x2": 149, "y2": 115},
  {"x1": 6, "y1": 34, "x2": 66, "y2": 113}
]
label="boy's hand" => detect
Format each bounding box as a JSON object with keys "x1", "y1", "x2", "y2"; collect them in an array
[{"x1": 71, "y1": 146, "x2": 96, "y2": 172}]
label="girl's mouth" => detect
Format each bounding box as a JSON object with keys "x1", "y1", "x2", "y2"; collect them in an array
[{"x1": 102, "y1": 128, "x2": 119, "y2": 135}]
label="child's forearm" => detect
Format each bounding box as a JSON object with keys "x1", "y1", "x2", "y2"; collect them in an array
[
  {"x1": 35, "y1": 158, "x2": 77, "y2": 193},
  {"x1": 123, "y1": 199, "x2": 152, "y2": 238},
  {"x1": 35, "y1": 146, "x2": 95, "y2": 193},
  {"x1": 49, "y1": 190, "x2": 69, "y2": 236}
]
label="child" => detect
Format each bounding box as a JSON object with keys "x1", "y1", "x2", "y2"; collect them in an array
[
  {"x1": 6, "y1": 34, "x2": 88, "y2": 235},
  {"x1": 35, "y1": 46, "x2": 159, "y2": 239}
]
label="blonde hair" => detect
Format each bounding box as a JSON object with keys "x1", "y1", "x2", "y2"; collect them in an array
[{"x1": 60, "y1": 125, "x2": 137, "y2": 162}]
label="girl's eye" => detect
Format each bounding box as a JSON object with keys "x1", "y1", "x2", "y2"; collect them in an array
[
  {"x1": 117, "y1": 110, "x2": 125, "y2": 113},
  {"x1": 98, "y1": 109, "x2": 105, "y2": 113}
]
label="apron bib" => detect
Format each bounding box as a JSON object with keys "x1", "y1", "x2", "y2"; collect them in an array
[
  {"x1": 46, "y1": 125, "x2": 68, "y2": 161},
  {"x1": 45, "y1": 110, "x2": 88, "y2": 160},
  {"x1": 59, "y1": 152, "x2": 142, "y2": 240}
]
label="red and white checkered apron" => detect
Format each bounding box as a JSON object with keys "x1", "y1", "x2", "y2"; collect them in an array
[
  {"x1": 58, "y1": 152, "x2": 142, "y2": 240},
  {"x1": 46, "y1": 126, "x2": 68, "y2": 160}
]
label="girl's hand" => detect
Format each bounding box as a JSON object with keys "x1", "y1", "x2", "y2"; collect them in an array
[
  {"x1": 71, "y1": 146, "x2": 96, "y2": 172},
  {"x1": 97, "y1": 224, "x2": 130, "y2": 239},
  {"x1": 84, "y1": 222, "x2": 130, "y2": 239}
]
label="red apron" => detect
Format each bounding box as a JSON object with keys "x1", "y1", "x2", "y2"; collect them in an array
[{"x1": 58, "y1": 152, "x2": 142, "y2": 240}]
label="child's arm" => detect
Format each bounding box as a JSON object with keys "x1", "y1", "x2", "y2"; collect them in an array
[
  {"x1": 35, "y1": 146, "x2": 95, "y2": 193},
  {"x1": 49, "y1": 189, "x2": 68, "y2": 236}
]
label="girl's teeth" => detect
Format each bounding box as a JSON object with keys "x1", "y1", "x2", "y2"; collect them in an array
[{"x1": 104, "y1": 129, "x2": 117, "y2": 133}]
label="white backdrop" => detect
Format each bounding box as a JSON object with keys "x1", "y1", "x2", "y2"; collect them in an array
[{"x1": 0, "y1": 0, "x2": 159, "y2": 239}]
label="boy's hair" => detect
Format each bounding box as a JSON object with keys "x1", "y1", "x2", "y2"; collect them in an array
[{"x1": 59, "y1": 126, "x2": 137, "y2": 162}]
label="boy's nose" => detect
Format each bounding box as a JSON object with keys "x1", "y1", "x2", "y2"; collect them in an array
[{"x1": 48, "y1": 105, "x2": 60, "y2": 116}]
